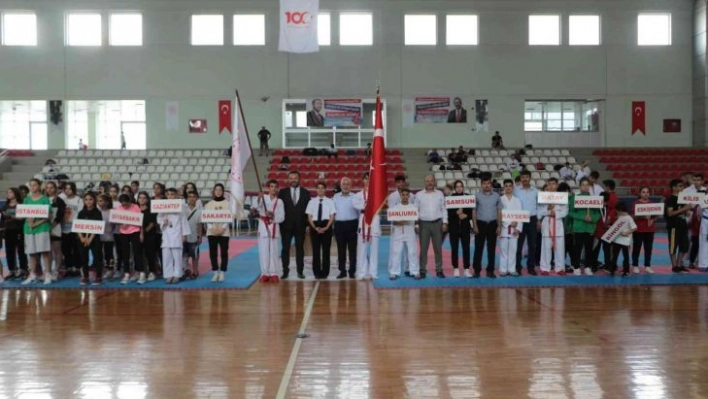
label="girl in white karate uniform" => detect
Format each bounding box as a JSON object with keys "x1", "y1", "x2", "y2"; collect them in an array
[
  {"x1": 257, "y1": 180, "x2": 285, "y2": 282},
  {"x1": 353, "y1": 173, "x2": 380, "y2": 280},
  {"x1": 158, "y1": 188, "x2": 190, "y2": 284},
  {"x1": 538, "y1": 178, "x2": 568, "y2": 275},
  {"x1": 499, "y1": 179, "x2": 523, "y2": 277}
]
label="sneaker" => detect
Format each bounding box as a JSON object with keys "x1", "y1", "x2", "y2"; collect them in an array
[
  {"x1": 0, "y1": 275, "x2": 4, "y2": 283},
  {"x1": 92, "y1": 278, "x2": 103, "y2": 286},
  {"x1": 260, "y1": 275, "x2": 270, "y2": 283},
  {"x1": 573, "y1": 269, "x2": 581, "y2": 276},
  {"x1": 556, "y1": 270, "x2": 566, "y2": 276},
  {"x1": 80, "y1": 278, "x2": 88, "y2": 286},
  {"x1": 121, "y1": 273, "x2": 130, "y2": 285},
  {"x1": 584, "y1": 268, "x2": 594, "y2": 276},
  {"x1": 633, "y1": 267, "x2": 640, "y2": 274},
  {"x1": 147, "y1": 273, "x2": 156, "y2": 282},
  {"x1": 212, "y1": 272, "x2": 220, "y2": 282},
  {"x1": 645, "y1": 267, "x2": 654, "y2": 274},
  {"x1": 672, "y1": 267, "x2": 683, "y2": 274},
  {"x1": 130, "y1": 273, "x2": 140, "y2": 282},
  {"x1": 51, "y1": 271, "x2": 59, "y2": 282},
  {"x1": 271, "y1": 276, "x2": 280, "y2": 283},
  {"x1": 44, "y1": 275, "x2": 52, "y2": 285},
  {"x1": 21, "y1": 274, "x2": 37, "y2": 285},
  {"x1": 137, "y1": 272, "x2": 146, "y2": 284},
  {"x1": 680, "y1": 266, "x2": 690, "y2": 273},
  {"x1": 510, "y1": 272, "x2": 520, "y2": 277},
  {"x1": 436, "y1": 271, "x2": 445, "y2": 278},
  {"x1": 217, "y1": 271, "x2": 225, "y2": 282},
  {"x1": 464, "y1": 269, "x2": 472, "y2": 278},
  {"x1": 621, "y1": 272, "x2": 630, "y2": 277},
  {"x1": 453, "y1": 269, "x2": 460, "y2": 278},
  {"x1": 389, "y1": 274, "x2": 397, "y2": 280}
]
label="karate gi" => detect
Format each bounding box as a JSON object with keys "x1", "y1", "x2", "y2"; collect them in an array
[
  {"x1": 389, "y1": 204, "x2": 420, "y2": 277},
  {"x1": 157, "y1": 210, "x2": 190, "y2": 280},
  {"x1": 538, "y1": 202, "x2": 568, "y2": 272},
  {"x1": 698, "y1": 206, "x2": 708, "y2": 270},
  {"x1": 257, "y1": 195, "x2": 285, "y2": 277},
  {"x1": 353, "y1": 190, "x2": 380, "y2": 279},
  {"x1": 499, "y1": 195, "x2": 523, "y2": 275},
  {"x1": 387, "y1": 191, "x2": 416, "y2": 273}
]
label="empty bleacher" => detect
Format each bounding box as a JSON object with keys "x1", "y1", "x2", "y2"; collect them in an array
[
  {"x1": 267, "y1": 149, "x2": 405, "y2": 191},
  {"x1": 595, "y1": 148, "x2": 708, "y2": 195}
]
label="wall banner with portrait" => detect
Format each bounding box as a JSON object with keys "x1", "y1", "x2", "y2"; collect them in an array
[
  {"x1": 402, "y1": 96, "x2": 472, "y2": 125},
  {"x1": 306, "y1": 98, "x2": 362, "y2": 127}
]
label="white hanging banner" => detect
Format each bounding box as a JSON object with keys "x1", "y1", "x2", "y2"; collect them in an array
[{"x1": 279, "y1": 0, "x2": 320, "y2": 53}]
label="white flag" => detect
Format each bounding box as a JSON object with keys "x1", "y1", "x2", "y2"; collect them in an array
[
  {"x1": 278, "y1": 0, "x2": 319, "y2": 53},
  {"x1": 165, "y1": 101, "x2": 179, "y2": 131},
  {"x1": 229, "y1": 96, "x2": 252, "y2": 215}
]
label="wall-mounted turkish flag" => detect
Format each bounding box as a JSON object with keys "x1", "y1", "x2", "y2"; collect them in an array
[
  {"x1": 218, "y1": 100, "x2": 232, "y2": 134},
  {"x1": 632, "y1": 101, "x2": 645, "y2": 136}
]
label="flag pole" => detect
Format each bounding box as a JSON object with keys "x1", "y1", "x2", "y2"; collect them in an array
[{"x1": 235, "y1": 89, "x2": 264, "y2": 192}]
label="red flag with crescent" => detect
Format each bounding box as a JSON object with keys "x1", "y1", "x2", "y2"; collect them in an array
[
  {"x1": 363, "y1": 88, "x2": 387, "y2": 229},
  {"x1": 219, "y1": 100, "x2": 232, "y2": 134},
  {"x1": 632, "y1": 101, "x2": 645, "y2": 136}
]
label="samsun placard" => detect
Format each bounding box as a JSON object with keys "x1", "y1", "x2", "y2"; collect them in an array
[{"x1": 445, "y1": 195, "x2": 476, "y2": 209}]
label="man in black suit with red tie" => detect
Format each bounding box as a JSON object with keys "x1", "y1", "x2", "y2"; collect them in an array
[
  {"x1": 278, "y1": 171, "x2": 312, "y2": 279},
  {"x1": 447, "y1": 97, "x2": 467, "y2": 123},
  {"x1": 306, "y1": 99, "x2": 325, "y2": 127}
]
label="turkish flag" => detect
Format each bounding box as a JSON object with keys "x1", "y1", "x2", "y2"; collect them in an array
[
  {"x1": 363, "y1": 88, "x2": 387, "y2": 239},
  {"x1": 219, "y1": 100, "x2": 232, "y2": 134},
  {"x1": 632, "y1": 101, "x2": 645, "y2": 136}
]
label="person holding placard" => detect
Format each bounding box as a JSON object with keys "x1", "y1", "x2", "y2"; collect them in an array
[
  {"x1": 45, "y1": 181, "x2": 66, "y2": 281},
  {"x1": 592, "y1": 180, "x2": 618, "y2": 271},
  {"x1": 388, "y1": 175, "x2": 415, "y2": 277},
  {"x1": 158, "y1": 188, "x2": 191, "y2": 284},
  {"x1": 204, "y1": 184, "x2": 231, "y2": 282},
  {"x1": 568, "y1": 178, "x2": 601, "y2": 276},
  {"x1": 116, "y1": 194, "x2": 144, "y2": 285},
  {"x1": 415, "y1": 174, "x2": 448, "y2": 278},
  {"x1": 256, "y1": 180, "x2": 285, "y2": 282},
  {"x1": 183, "y1": 191, "x2": 202, "y2": 280},
  {"x1": 98, "y1": 194, "x2": 116, "y2": 278},
  {"x1": 682, "y1": 174, "x2": 704, "y2": 269},
  {"x1": 138, "y1": 192, "x2": 158, "y2": 283},
  {"x1": 21, "y1": 179, "x2": 52, "y2": 285},
  {"x1": 538, "y1": 178, "x2": 568, "y2": 276},
  {"x1": 472, "y1": 175, "x2": 502, "y2": 278},
  {"x1": 1, "y1": 188, "x2": 28, "y2": 279},
  {"x1": 76, "y1": 192, "x2": 104, "y2": 285},
  {"x1": 389, "y1": 188, "x2": 421, "y2": 280},
  {"x1": 447, "y1": 180, "x2": 473, "y2": 277},
  {"x1": 631, "y1": 187, "x2": 656, "y2": 274},
  {"x1": 666, "y1": 179, "x2": 692, "y2": 273},
  {"x1": 514, "y1": 170, "x2": 539, "y2": 276},
  {"x1": 306, "y1": 182, "x2": 336, "y2": 279},
  {"x1": 60, "y1": 182, "x2": 83, "y2": 277},
  {"x1": 698, "y1": 189, "x2": 708, "y2": 271},
  {"x1": 499, "y1": 179, "x2": 522, "y2": 277},
  {"x1": 558, "y1": 182, "x2": 575, "y2": 274},
  {"x1": 606, "y1": 202, "x2": 637, "y2": 277}
]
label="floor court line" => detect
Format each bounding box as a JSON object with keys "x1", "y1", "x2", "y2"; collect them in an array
[{"x1": 276, "y1": 281, "x2": 320, "y2": 399}]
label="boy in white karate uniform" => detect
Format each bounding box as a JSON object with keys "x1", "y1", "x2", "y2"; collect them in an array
[
  {"x1": 388, "y1": 188, "x2": 420, "y2": 279},
  {"x1": 257, "y1": 180, "x2": 285, "y2": 282},
  {"x1": 538, "y1": 178, "x2": 568, "y2": 275},
  {"x1": 696, "y1": 190, "x2": 708, "y2": 271},
  {"x1": 499, "y1": 179, "x2": 523, "y2": 277},
  {"x1": 353, "y1": 172, "x2": 380, "y2": 280},
  {"x1": 158, "y1": 188, "x2": 190, "y2": 284}
]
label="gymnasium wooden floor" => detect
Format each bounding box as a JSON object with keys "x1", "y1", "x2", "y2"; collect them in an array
[{"x1": 0, "y1": 283, "x2": 707, "y2": 399}]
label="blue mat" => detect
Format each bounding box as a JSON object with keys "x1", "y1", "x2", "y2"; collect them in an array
[
  {"x1": 373, "y1": 234, "x2": 708, "y2": 289},
  {"x1": 0, "y1": 239, "x2": 261, "y2": 291}
]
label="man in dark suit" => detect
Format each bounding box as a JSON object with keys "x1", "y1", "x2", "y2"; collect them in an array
[
  {"x1": 447, "y1": 97, "x2": 467, "y2": 123},
  {"x1": 278, "y1": 171, "x2": 311, "y2": 279},
  {"x1": 306, "y1": 99, "x2": 325, "y2": 127}
]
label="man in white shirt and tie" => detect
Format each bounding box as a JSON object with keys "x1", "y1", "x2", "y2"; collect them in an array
[
  {"x1": 278, "y1": 171, "x2": 311, "y2": 279},
  {"x1": 415, "y1": 174, "x2": 448, "y2": 278}
]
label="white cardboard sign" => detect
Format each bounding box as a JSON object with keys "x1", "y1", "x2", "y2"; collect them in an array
[
  {"x1": 109, "y1": 209, "x2": 144, "y2": 226},
  {"x1": 201, "y1": 210, "x2": 233, "y2": 223},
  {"x1": 634, "y1": 203, "x2": 664, "y2": 216},
  {"x1": 601, "y1": 219, "x2": 628, "y2": 243},
  {"x1": 387, "y1": 207, "x2": 419, "y2": 221},
  {"x1": 574, "y1": 195, "x2": 604, "y2": 209},
  {"x1": 445, "y1": 195, "x2": 476, "y2": 209},
  {"x1": 538, "y1": 192, "x2": 568, "y2": 205},
  {"x1": 16, "y1": 204, "x2": 50, "y2": 219},
  {"x1": 502, "y1": 210, "x2": 530, "y2": 223},
  {"x1": 72, "y1": 219, "x2": 106, "y2": 234},
  {"x1": 150, "y1": 199, "x2": 184, "y2": 213},
  {"x1": 678, "y1": 193, "x2": 704, "y2": 205}
]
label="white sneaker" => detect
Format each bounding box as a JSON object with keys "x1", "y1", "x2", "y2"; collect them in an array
[
  {"x1": 633, "y1": 267, "x2": 640, "y2": 274},
  {"x1": 21, "y1": 274, "x2": 37, "y2": 285},
  {"x1": 121, "y1": 273, "x2": 130, "y2": 285},
  {"x1": 43, "y1": 274, "x2": 52, "y2": 285},
  {"x1": 0, "y1": 275, "x2": 5, "y2": 283},
  {"x1": 217, "y1": 271, "x2": 225, "y2": 282},
  {"x1": 130, "y1": 273, "x2": 140, "y2": 282},
  {"x1": 137, "y1": 272, "x2": 146, "y2": 284},
  {"x1": 212, "y1": 272, "x2": 220, "y2": 282},
  {"x1": 51, "y1": 271, "x2": 59, "y2": 281},
  {"x1": 147, "y1": 272, "x2": 156, "y2": 282},
  {"x1": 645, "y1": 267, "x2": 654, "y2": 274},
  {"x1": 584, "y1": 268, "x2": 594, "y2": 276},
  {"x1": 464, "y1": 269, "x2": 472, "y2": 278},
  {"x1": 453, "y1": 269, "x2": 460, "y2": 278},
  {"x1": 573, "y1": 269, "x2": 581, "y2": 276}
]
